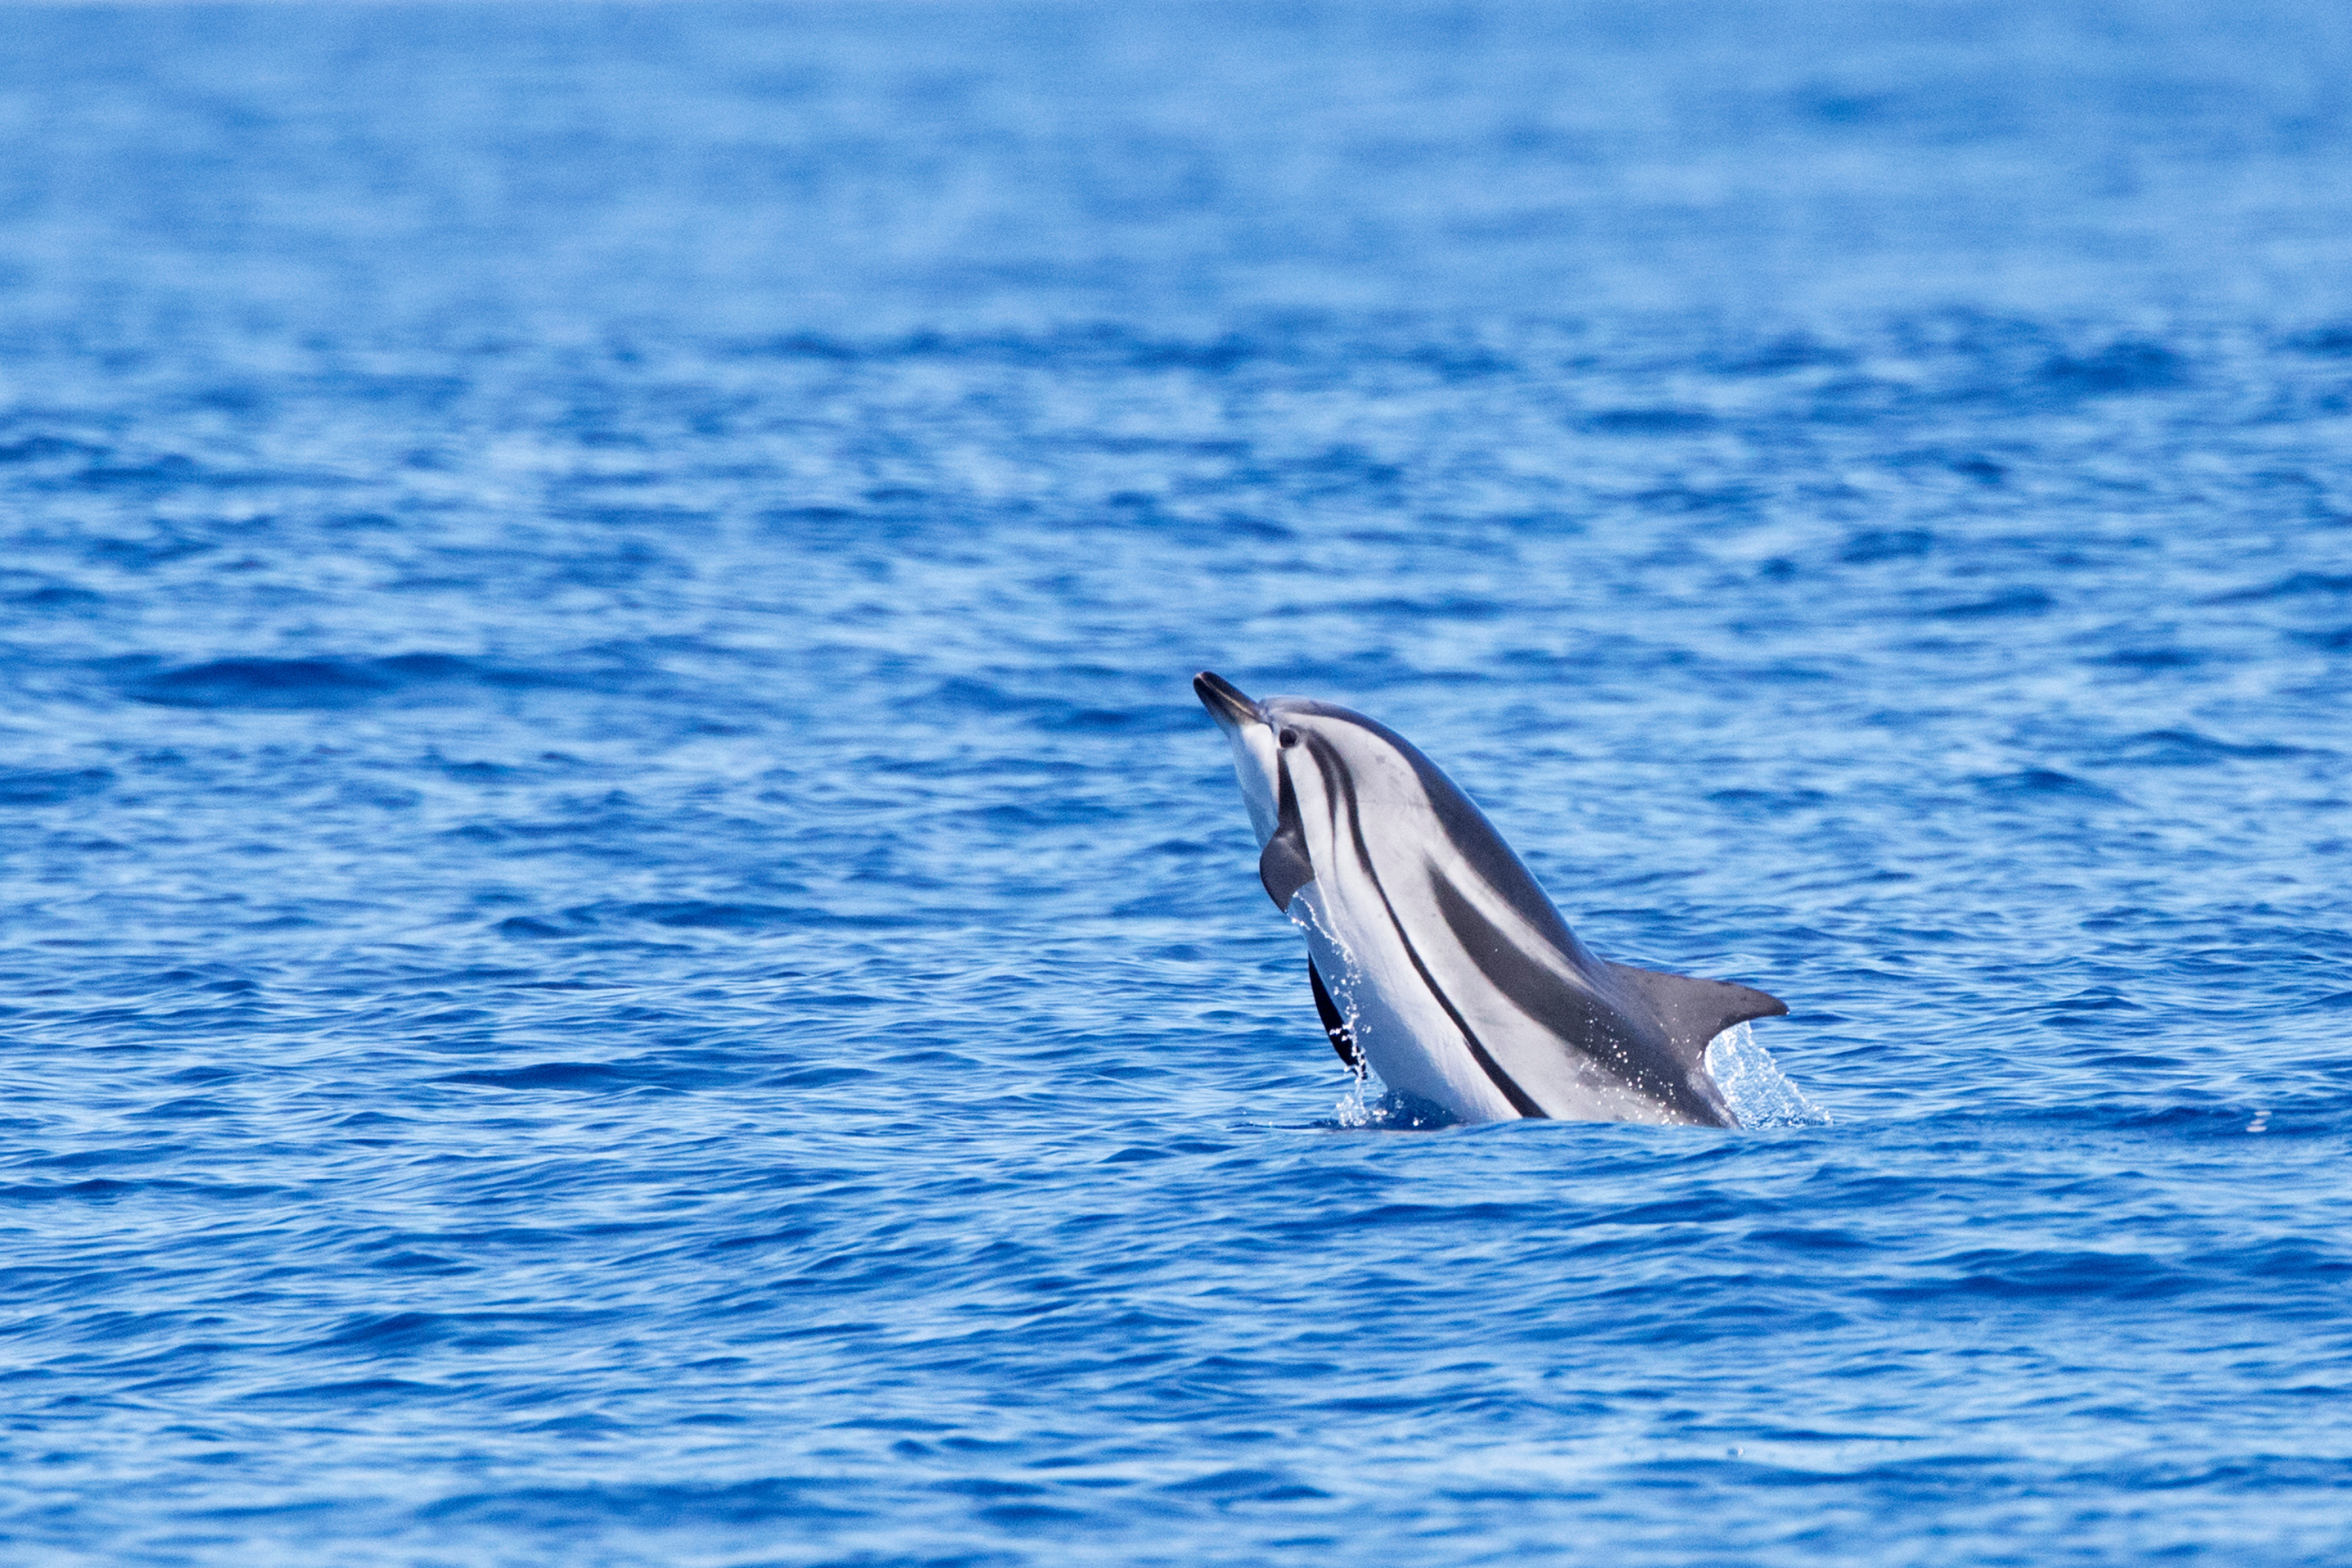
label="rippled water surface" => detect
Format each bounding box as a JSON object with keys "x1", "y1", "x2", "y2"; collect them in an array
[{"x1": 5, "y1": 3, "x2": 2352, "y2": 1563}]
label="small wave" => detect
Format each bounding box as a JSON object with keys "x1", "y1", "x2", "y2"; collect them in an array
[
  {"x1": 437, "y1": 1061, "x2": 664, "y2": 1091},
  {"x1": 906, "y1": 675, "x2": 1197, "y2": 734},
  {"x1": 2288, "y1": 325, "x2": 2352, "y2": 357},
  {"x1": 122, "y1": 653, "x2": 575, "y2": 710},
  {"x1": 719, "y1": 323, "x2": 1289, "y2": 376},
  {"x1": 1839, "y1": 528, "x2": 1934, "y2": 563},
  {"x1": 418, "y1": 1476, "x2": 855, "y2": 1527},
  {"x1": 1931, "y1": 587, "x2": 2053, "y2": 620},
  {"x1": 0, "y1": 766, "x2": 114, "y2": 805},
  {"x1": 2092, "y1": 646, "x2": 2204, "y2": 669},
  {"x1": 2201, "y1": 570, "x2": 2352, "y2": 604},
  {"x1": 1709, "y1": 336, "x2": 1857, "y2": 376},
  {"x1": 1582, "y1": 407, "x2": 1718, "y2": 434},
  {"x1": 2098, "y1": 728, "x2": 2326, "y2": 767},
  {"x1": 2037, "y1": 339, "x2": 2185, "y2": 396},
  {"x1": 69, "y1": 454, "x2": 201, "y2": 489},
  {"x1": 495, "y1": 901, "x2": 873, "y2": 938},
  {"x1": 5, "y1": 581, "x2": 103, "y2": 610},
  {"x1": 0, "y1": 434, "x2": 103, "y2": 463},
  {"x1": 622, "y1": 901, "x2": 811, "y2": 931},
  {"x1": 1160, "y1": 1467, "x2": 1328, "y2": 1500},
  {"x1": 1973, "y1": 768, "x2": 2119, "y2": 800}
]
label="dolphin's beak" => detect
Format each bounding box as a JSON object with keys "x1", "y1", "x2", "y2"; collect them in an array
[
  {"x1": 1193, "y1": 670, "x2": 1262, "y2": 731},
  {"x1": 1195, "y1": 670, "x2": 1281, "y2": 847}
]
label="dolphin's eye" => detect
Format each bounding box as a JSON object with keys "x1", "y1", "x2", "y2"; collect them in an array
[{"x1": 1278, "y1": 728, "x2": 1301, "y2": 748}]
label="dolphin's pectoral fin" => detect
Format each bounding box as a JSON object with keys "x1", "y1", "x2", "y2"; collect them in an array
[
  {"x1": 1258, "y1": 750, "x2": 1314, "y2": 909},
  {"x1": 1308, "y1": 960, "x2": 1363, "y2": 1072},
  {"x1": 1605, "y1": 962, "x2": 1788, "y2": 1072},
  {"x1": 1259, "y1": 830, "x2": 1315, "y2": 909}
]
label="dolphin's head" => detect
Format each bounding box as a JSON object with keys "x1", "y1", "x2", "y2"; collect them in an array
[{"x1": 1193, "y1": 670, "x2": 1283, "y2": 848}]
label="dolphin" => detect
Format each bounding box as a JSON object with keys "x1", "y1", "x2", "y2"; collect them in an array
[{"x1": 1193, "y1": 671, "x2": 1787, "y2": 1127}]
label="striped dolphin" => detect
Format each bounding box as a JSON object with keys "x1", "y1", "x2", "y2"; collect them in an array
[{"x1": 1193, "y1": 671, "x2": 1787, "y2": 1127}]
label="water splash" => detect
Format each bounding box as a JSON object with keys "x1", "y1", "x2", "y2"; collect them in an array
[
  {"x1": 1331, "y1": 1079, "x2": 1460, "y2": 1131},
  {"x1": 1707, "y1": 1022, "x2": 1830, "y2": 1128}
]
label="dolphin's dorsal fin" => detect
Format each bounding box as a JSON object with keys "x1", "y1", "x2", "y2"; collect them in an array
[{"x1": 1604, "y1": 963, "x2": 1788, "y2": 1072}]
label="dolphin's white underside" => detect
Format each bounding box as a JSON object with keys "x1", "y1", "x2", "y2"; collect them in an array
[{"x1": 1290, "y1": 881, "x2": 1520, "y2": 1121}]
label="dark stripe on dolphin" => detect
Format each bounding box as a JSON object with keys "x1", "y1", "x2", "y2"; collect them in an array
[
  {"x1": 1306, "y1": 735, "x2": 1381, "y2": 893},
  {"x1": 1316, "y1": 735, "x2": 1548, "y2": 1119},
  {"x1": 1429, "y1": 870, "x2": 1727, "y2": 1126}
]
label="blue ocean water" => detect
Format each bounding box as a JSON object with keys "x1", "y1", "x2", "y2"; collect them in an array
[{"x1": 5, "y1": 2, "x2": 2351, "y2": 1561}]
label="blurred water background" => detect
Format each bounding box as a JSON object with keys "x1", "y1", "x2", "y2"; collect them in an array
[{"x1": 4, "y1": 2, "x2": 2350, "y2": 1562}]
